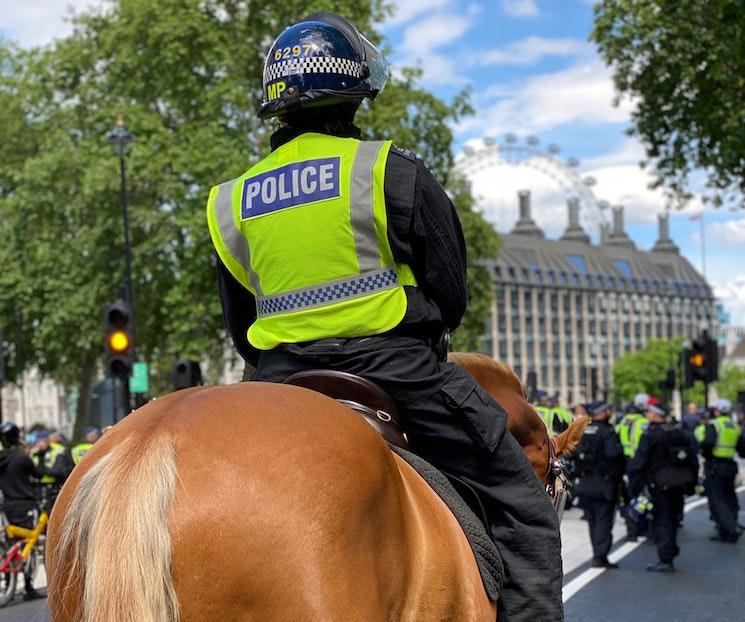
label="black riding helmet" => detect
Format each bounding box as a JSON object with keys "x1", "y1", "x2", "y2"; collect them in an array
[
  {"x1": 0, "y1": 421, "x2": 20, "y2": 448},
  {"x1": 258, "y1": 12, "x2": 388, "y2": 120}
]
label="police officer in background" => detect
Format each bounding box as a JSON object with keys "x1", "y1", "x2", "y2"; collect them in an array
[
  {"x1": 574, "y1": 401, "x2": 625, "y2": 568},
  {"x1": 696, "y1": 398, "x2": 745, "y2": 542},
  {"x1": 0, "y1": 422, "x2": 48, "y2": 601},
  {"x1": 71, "y1": 427, "x2": 101, "y2": 465},
  {"x1": 30, "y1": 430, "x2": 73, "y2": 508},
  {"x1": 207, "y1": 13, "x2": 562, "y2": 621},
  {"x1": 628, "y1": 403, "x2": 698, "y2": 572},
  {"x1": 617, "y1": 393, "x2": 650, "y2": 540}
]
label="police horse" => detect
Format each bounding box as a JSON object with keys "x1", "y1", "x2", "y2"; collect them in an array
[{"x1": 46, "y1": 353, "x2": 585, "y2": 621}]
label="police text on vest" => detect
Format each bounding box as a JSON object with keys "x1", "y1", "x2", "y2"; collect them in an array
[{"x1": 241, "y1": 157, "x2": 341, "y2": 219}]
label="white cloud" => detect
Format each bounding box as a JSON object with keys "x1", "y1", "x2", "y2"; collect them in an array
[
  {"x1": 383, "y1": 0, "x2": 454, "y2": 28},
  {"x1": 714, "y1": 275, "x2": 745, "y2": 324},
  {"x1": 0, "y1": 0, "x2": 100, "y2": 47},
  {"x1": 709, "y1": 218, "x2": 745, "y2": 246},
  {"x1": 500, "y1": 0, "x2": 540, "y2": 18},
  {"x1": 459, "y1": 59, "x2": 634, "y2": 136},
  {"x1": 401, "y1": 13, "x2": 472, "y2": 51},
  {"x1": 476, "y1": 36, "x2": 591, "y2": 66},
  {"x1": 395, "y1": 11, "x2": 477, "y2": 86}
]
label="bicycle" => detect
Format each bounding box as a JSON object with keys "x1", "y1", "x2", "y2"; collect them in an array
[{"x1": 0, "y1": 502, "x2": 49, "y2": 607}]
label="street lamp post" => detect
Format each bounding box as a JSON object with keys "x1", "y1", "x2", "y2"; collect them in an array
[
  {"x1": 107, "y1": 113, "x2": 136, "y2": 353},
  {"x1": 107, "y1": 114, "x2": 135, "y2": 412}
]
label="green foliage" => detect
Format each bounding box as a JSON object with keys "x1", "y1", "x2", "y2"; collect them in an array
[
  {"x1": 448, "y1": 174, "x2": 500, "y2": 352},
  {"x1": 714, "y1": 364, "x2": 745, "y2": 403},
  {"x1": 612, "y1": 338, "x2": 684, "y2": 402},
  {"x1": 1, "y1": 1, "x2": 497, "y2": 425},
  {"x1": 592, "y1": 0, "x2": 745, "y2": 208}
]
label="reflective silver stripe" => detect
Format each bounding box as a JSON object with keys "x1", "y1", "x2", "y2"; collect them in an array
[
  {"x1": 350, "y1": 141, "x2": 385, "y2": 273},
  {"x1": 257, "y1": 267, "x2": 398, "y2": 317},
  {"x1": 214, "y1": 180, "x2": 262, "y2": 295}
]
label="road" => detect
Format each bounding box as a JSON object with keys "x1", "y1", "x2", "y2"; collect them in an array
[
  {"x1": 561, "y1": 487, "x2": 745, "y2": 622},
  {"x1": 0, "y1": 490, "x2": 742, "y2": 621}
]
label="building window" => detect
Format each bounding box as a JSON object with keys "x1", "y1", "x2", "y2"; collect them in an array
[{"x1": 566, "y1": 254, "x2": 588, "y2": 274}]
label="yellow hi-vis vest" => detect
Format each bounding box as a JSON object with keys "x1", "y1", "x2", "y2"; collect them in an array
[
  {"x1": 616, "y1": 413, "x2": 644, "y2": 458},
  {"x1": 207, "y1": 134, "x2": 417, "y2": 350},
  {"x1": 711, "y1": 416, "x2": 740, "y2": 459},
  {"x1": 34, "y1": 442, "x2": 66, "y2": 484}
]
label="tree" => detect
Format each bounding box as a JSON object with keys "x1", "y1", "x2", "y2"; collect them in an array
[
  {"x1": 592, "y1": 0, "x2": 745, "y2": 208},
  {"x1": 714, "y1": 364, "x2": 745, "y2": 403},
  {"x1": 612, "y1": 338, "x2": 683, "y2": 403},
  {"x1": 0, "y1": 1, "x2": 497, "y2": 433}
]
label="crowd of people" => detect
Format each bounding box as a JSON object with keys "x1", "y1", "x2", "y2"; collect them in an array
[
  {"x1": 0, "y1": 422, "x2": 101, "y2": 601},
  {"x1": 552, "y1": 394, "x2": 745, "y2": 572}
]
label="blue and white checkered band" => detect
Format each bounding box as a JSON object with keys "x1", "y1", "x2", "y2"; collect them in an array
[
  {"x1": 264, "y1": 56, "x2": 365, "y2": 83},
  {"x1": 257, "y1": 267, "x2": 399, "y2": 317}
]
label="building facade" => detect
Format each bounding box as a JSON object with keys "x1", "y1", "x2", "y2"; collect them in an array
[
  {"x1": 485, "y1": 191, "x2": 717, "y2": 404},
  {"x1": 1, "y1": 367, "x2": 71, "y2": 435}
]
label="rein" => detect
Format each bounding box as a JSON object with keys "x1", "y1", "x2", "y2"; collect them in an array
[{"x1": 544, "y1": 433, "x2": 569, "y2": 523}]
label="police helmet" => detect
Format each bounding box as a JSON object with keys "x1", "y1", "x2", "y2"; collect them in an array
[
  {"x1": 0, "y1": 421, "x2": 20, "y2": 448},
  {"x1": 258, "y1": 12, "x2": 388, "y2": 120},
  {"x1": 716, "y1": 398, "x2": 731, "y2": 414},
  {"x1": 633, "y1": 393, "x2": 650, "y2": 409}
]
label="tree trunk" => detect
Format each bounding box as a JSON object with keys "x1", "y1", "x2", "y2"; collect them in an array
[{"x1": 72, "y1": 358, "x2": 97, "y2": 443}]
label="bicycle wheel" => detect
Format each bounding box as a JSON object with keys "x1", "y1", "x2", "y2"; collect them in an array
[{"x1": 0, "y1": 543, "x2": 18, "y2": 607}]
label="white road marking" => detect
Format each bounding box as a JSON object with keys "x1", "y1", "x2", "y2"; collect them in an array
[{"x1": 562, "y1": 485, "x2": 745, "y2": 603}]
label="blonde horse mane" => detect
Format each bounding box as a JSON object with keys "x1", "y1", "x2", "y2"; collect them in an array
[{"x1": 50, "y1": 434, "x2": 180, "y2": 622}]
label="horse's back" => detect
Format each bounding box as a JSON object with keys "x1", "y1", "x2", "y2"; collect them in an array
[{"x1": 48, "y1": 382, "x2": 493, "y2": 621}]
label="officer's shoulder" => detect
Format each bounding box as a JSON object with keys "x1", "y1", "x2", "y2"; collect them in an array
[{"x1": 389, "y1": 144, "x2": 419, "y2": 163}]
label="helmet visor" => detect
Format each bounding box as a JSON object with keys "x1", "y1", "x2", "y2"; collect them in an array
[{"x1": 361, "y1": 35, "x2": 388, "y2": 95}]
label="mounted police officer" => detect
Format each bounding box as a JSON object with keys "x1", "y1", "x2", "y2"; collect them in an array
[
  {"x1": 574, "y1": 401, "x2": 625, "y2": 568},
  {"x1": 695, "y1": 398, "x2": 745, "y2": 542},
  {"x1": 628, "y1": 403, "x2": 698, "y2": 572},
  {"x1": 0, "y1": 422, "x2": 48, "y2": 601},
  {"x1": 206, "y1": 12, "x2": 562, "y2": 621}
]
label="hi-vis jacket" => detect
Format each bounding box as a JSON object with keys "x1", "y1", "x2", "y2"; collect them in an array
[{"x1": 207, "y1": 133, "x2": 417, "y2": 350}]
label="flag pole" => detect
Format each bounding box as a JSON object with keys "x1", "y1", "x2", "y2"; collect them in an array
[{"x1": 700, "y1": 212, "x2": 706, "y2": 278}]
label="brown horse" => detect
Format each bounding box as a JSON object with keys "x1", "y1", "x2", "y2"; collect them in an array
[{"x1": 47, "y1": 357, "x2": 586, "y2": 622}]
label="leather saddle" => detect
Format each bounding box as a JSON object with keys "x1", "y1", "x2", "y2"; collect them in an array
[{"x1": 283, "y1": 369, "x2": 488, "y2": 528}]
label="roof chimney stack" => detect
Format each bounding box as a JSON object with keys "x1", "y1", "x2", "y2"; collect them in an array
[
  {"x1": 607, "y1": 205, "x2": 635, "y2": 248},
  {"x1": 510, "y1": 190, "x2": 545, "y2": 238},
  {"x1": 560, "y1": 197, "x2": 590, "y2": 244},
  {"x1": 599, "y1": 222, "x2": 610, "y2": 245},
  {"x1": 651, "y1": 212, "x2": 679, "y2": 254}
]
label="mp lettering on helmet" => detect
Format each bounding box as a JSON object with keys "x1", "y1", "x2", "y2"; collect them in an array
[
  {"x1": 241, "y1": 157, "x2": 341, "y2": 219},
  {"x1": 266, "y1": 81, "x2": 286, "y2": 101}
]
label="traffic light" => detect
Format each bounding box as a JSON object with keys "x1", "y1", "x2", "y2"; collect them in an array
[
  {"x1": 104, "y1": 300, "x2": 134, "y2": 378},
  {"x1": 172, "y1": 360, "x2": 202, "y2": 390},
  {"x1": 659, "y1": 368, "x2": 675, "y2": 392},
  {"x1": 684, "y1": 333, "x2": 718, "y2": 388}
]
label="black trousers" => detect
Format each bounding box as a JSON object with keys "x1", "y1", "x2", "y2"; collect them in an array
[
  {"x1": 705, "y1": 460, "x2": 739, "y2": 540},
  {"x1": 253, "y1": 336, "x2": 563, "y2": 622},
  {"x1": 581, "y1": 497, "x2": 615, "y2": 560},
  {"x1": 649, "y1": 488, "x2": 684, "y2": 564}
]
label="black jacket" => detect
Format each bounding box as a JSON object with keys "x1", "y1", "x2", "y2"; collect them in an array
[
  {"x1": 628, "y1": 423, "x2": 699, "y2": 496},
  {"x1": 216, "y1": 126, "x2": 468, "y2": 367},
  {"x1": 0, "y1": 446, "x2": 45, "y2": 503},
  {"x1": 574, "y1": 420, "x2": 624, "y2": 499}
]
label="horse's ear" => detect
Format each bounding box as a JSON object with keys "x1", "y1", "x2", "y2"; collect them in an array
[{"x1": 552, "y1": 417, "x2": 591, "y2": 457}]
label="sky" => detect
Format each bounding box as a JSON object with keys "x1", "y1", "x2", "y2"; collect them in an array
[{"x1": 1, "y1": 0, "x2": 744, "y2": 323}]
